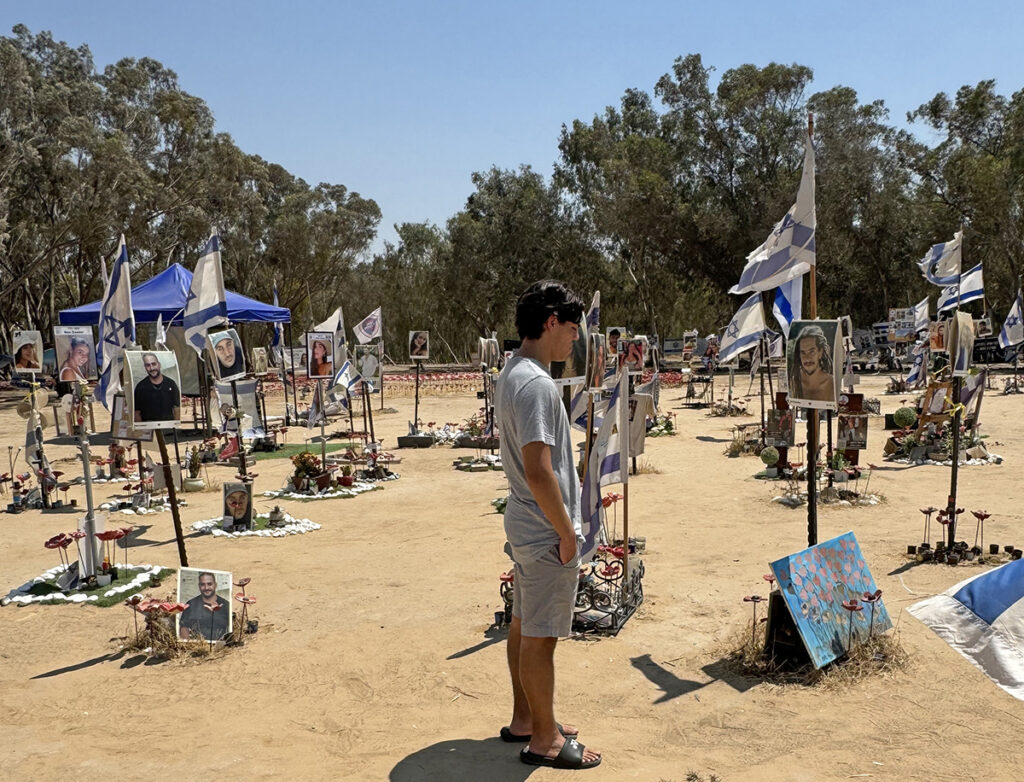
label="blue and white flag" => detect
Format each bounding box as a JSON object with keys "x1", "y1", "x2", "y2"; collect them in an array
[
  {"x1": 913, "y1": 296, "x2": 930, "y2": 334},
  {"x1": 718, "y1": 292, "x2": 766, "y2": 364},
  {"x1": 580, "y1": 369, "x2": 628, "y2": 560},
  {"x1": 96, "y1": 235, "x2": 136, "y2": 411},
  {"x1": 730, "y1": 134, "x2": 815, "y2": 294},
  {"x1": 315, "y1": 306, "x2": 348, "y2": 364},
  {"x1": 772, "y1": 276, "x2": 802, "y2": 337},
  {"x1": 909, "y1": 558, "x2": 1024, "y2": 701},
  {"x1": 905, "y1": 341, "x2": 927, "y2": 389},
  {"x1": 998, "y1": 290, "x2": 1023, "y2": 349},
  {"x1": 183, "y1": 232, "x2": 228, "y2": 354},
  {"x1": 353, "y1": 307, "x2": 382, "y2": 344},
  {"x1": 271, "y1": 280, "x2": 283, "y2": 350},
  {"x1": 585, "y1": 290, "x2": 600, "y2": 332},
  {"x1": 917, "y1": 230, "x2": 963, "y2": 287},
  {"x1": 938, "y1": 263, "x2": 984, "y2": 312},
  {"x1": 331, "y1": 359, "x2": 362, "y2": 391}
]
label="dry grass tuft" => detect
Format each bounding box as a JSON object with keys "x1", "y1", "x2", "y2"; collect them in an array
[
  {"x1": 718, "y1": 620, "x2": 910, "y2": 689},
  {"x1": 634, "y1": 458, "x2": 662, "y2": 475}
]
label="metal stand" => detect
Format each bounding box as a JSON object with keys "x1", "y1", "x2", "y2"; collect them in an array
[
  {"x1": 74, "y1": 385, "x2": 98, "y2": 578},
  {"x1": 413, "y1": 360, "x2": 422, "y2": 430},
  {"x1": 230, "y1": 379, "x2": 249, "y2": 477},
  {"x1": 945, "y1": 375, "x2": 963, "y2": 549}
]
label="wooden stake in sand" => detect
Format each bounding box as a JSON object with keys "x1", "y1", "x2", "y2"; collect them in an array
[{"x1": 155, "y1": 429, "x2": 189, "y2": 567}]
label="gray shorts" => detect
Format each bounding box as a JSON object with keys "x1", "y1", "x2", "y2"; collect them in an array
[{"x1": 512, "y1": 543, "x2": 581, "y2": 638}]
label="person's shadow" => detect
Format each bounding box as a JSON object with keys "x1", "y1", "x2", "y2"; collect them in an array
[{"x1": 390, "y1": 738, "x2": 536, "y2": 781}]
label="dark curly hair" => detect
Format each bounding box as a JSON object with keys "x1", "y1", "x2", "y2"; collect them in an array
[{"x1": 514, "y1": 280, "x2": 584, "y2": 340}]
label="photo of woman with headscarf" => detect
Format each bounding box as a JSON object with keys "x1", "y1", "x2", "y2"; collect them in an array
[
  {"x1": 786, "y1": 321, "x2": 839, "y2": 409},
  {"x1": 306, "y1": 331, "x2": 334, "y2": 379},
  {"x1": 206, "y1": 329, "x2": 246, "y2": 382}
]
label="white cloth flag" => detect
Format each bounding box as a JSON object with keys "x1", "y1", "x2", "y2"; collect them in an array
[
  {"x1": 937, "y1": 263, "x2": 984, "y2": 312},
  {"x1": 730, "y1": 134, "x2": 815, "y2": 294},
  {"x1": 718, "y1": 292, "x2": 766, "y2": 364},
  {"x1": 353, "y1": 307, "x2": 382, "y2": 344},
  {"x1": 909, "y1": 558, "x2": 1024, "y2": 701},
  {"x1": 998, "y1": 291, "x2": 1024, "y2": 349},
  {"x1": 917, "y1": 230, "x2": 963, "y2": 287},
  {"x1": 913, "y1": 296, "x2": 930, "y2": 334},
  {"x1": 183, "y1": 232, "x2": 228, "y2": 354},
  {"x1": 315, "y1": 306, "x2": 348, "y2": 364},
  {"x1": 772, "y1": 276, "x2": 803, "y2": 336},
  {"x1": 580, "y1": 368, "x2": 628, "y2": 560},
  {"x1": 96, "y1": 235, "x2": 136, "y2": 411}
]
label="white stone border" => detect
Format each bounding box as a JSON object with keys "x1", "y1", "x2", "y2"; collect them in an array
[
  {"x1": 190, "y1": 512, "x2": 321, "y2": 538},
  {"x1": 261, "y1": 479, "x2": 388, "y2": 501},
  {"x1": 2, "y1": 564, "x2": 169, "y2": 606}
]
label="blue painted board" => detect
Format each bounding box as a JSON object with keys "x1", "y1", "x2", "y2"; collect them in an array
[{"x1": 770, "y1": 531, "x2": 892, "y2": 668}]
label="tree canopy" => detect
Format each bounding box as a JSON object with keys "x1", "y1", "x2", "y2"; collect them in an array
[{"x1": 2, "y1": 27, "x2": 1020, "y2": 360}]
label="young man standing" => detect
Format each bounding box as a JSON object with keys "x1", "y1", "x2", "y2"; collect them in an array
[{"x1": 494, "y1": 280, "x2": 601, "y2": 770}]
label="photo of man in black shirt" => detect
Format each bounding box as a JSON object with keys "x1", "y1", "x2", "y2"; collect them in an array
[
  {"x1": 131, "y1": 351, "x2": 181, "y2": 427},
  {"x1": 178, "y1": 569, "x2": 232, "y2": 641}
]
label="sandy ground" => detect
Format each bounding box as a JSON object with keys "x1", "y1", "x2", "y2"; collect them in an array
[{"x1": 1, "y1": 373, "x2": 1023, "y2": 782}]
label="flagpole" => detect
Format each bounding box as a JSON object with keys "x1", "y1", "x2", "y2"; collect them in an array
[
  {"x1": 806, "y1": 113, "x2": 819, "y2": 547},
  {"x1": 379, "y1": 336, "x2": 385, "y2": 411},
  {"x1": 946, "y1": 224, "x2": 966, "y2": 551},
  {"x1": 230, "y1": 379, "x2": 249, "y2": 482},
  {"x1": 286, "y1": 323, "x2": 298, "y2": 427},
  {"x1": 759, "y1": 336, "x2": 767, "y2": 447}
]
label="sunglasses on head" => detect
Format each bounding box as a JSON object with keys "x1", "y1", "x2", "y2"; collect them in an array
[{"x1": 552, "y1": 302, "x2": 584, "y2": 325}]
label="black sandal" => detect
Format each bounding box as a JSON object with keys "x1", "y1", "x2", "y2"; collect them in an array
[{"x1": 520, "y1": 738, "x2": 601, "y2": 769}]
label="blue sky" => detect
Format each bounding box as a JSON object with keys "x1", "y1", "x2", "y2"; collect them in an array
[{"x1": 4, "y1": 1, "x2": 1022, "y2": 254}]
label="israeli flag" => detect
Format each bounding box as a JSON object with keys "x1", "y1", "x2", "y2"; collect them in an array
[
  {"x1": 580, "y1": 369, "x2": 628, "y2": 559},
  {"x1": 772, "y1": 276, "x2": 802, "y2": 337},
  {"x1": 315, "y1": 306, "x2": 348, "y2": 364},
  {"x1": 718, "y1": 292, "x2": 766, "y2": 364},
  {"x1": 183, "y1": 233, "x2": 228, "y2": 354},
  {"x1": 730, "y1": 134, "x2": 815, "y2": 294},
  {"x1": 905, "y1": 341, "x2": 927, "y2": 388},
  {"x1": 917, "y1": 230, "x2": 963, "y2": 287},
  {"x1": 96, "y1": 236, "x2": 136, "y2": 411},
  {"x1": 271, "y1": 280, "x2": 283, "y2": 350},
  {"x1": 938, "y1": 263, "x2": 984, "y2": 312},
  {"x1": 998, "y1": 290, "x2": 1023, "y2": 349},
  {"x1": 585, "y1": 290, "x2": 600, "y2": 332},
  {"x1": 353, "y1": 307, "x2": 382, "y2": 344},
  {"x1": 913, "y1": 296, "x2": 930, "y2": 334},
  {"x1": 332, "y1": 359, "x2": 362, "y2": 391},
  {"x1": 909, "y1": 558, "x2": 1024, "y2": 701}
]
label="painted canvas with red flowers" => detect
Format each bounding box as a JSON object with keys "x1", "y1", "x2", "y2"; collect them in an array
[{"x1": 770, "y1": 531, "x2": 891, "y2": 668}]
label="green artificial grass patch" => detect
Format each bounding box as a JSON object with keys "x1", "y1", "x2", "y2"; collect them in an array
[{"x1": 247, "y1": 442, "x2": 358, "y2": 462}]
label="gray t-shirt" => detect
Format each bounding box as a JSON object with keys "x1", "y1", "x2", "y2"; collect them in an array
[{"x1": 495, "y1": 355, "x2": 583, "y2": 563}]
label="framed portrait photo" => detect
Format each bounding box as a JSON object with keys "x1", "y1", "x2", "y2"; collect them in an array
[
  {"x1": 306, "y1": 331, "x2": 334, "y2": 379},
  {"x1": 786, "y1": 320, "x2": 842, "y2": 411},
  {"x1": 836, "y1": 414, "x2": 868, "y2": 450},
  {"x1": 618, "y1": 337, "x2": 647, "y2": 375},
  {"x1": 207, "y1": 328, "x2": 246, "y2": 382},
  {"x1": 355, "y1": 342, "x2": 382, "y2": 391},
  {"x1": 606, "y1": 326, "x2": 626, "y2": 359},
  {"x1": 110, "y1": 394, "x2": 153, "y2": 442},
  {"x1": 222, "y1": 481, "x2": 253, "y2": 529},
  {"x1": 176, "y1": 567, "x2": 233, "y2": 641},
  {"x1": 948, "y1": 311, "x2": 975, "y2": 378},
  {"x1": 408, "y1": 331, "x2": 430, "y2": 361},
  {"x1": 125, "y1": 349, "x2": 183, "y2": 429},
  {"x1": 13, "y1": 330, "x2": 43, "y2": 373},
  {"x1": 54, "y1": 326, "x2": 98, "y2": 382},
  {"x1": 251, "y1": 346, "x2": 269, "y2": 376}
]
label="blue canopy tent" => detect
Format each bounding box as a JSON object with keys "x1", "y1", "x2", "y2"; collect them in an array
[
  {"x1": 58, "y1": 262, "x2": 298, "y2": 429},
  {"x1": 58, "y1": 263, "x2": 290, "y2": 325}
]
